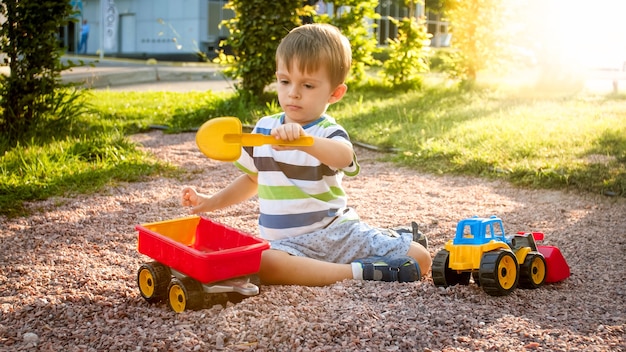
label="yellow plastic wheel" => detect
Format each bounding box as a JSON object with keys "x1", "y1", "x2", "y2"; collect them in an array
[
  {"x1": 138, "y1": 268, "x2": 156, "y2": 297},
  {"x1": 519, "y1": 253, "x2": 547, "y2": 289},
  {"x1": 167, "y1": 277, "x2": 204, "y2": 313},
  {"x1": 497, "y1": 253, "x2": 518, "y2": 290},
  {"x1": 137, "y1": 262, "x2": 171, "y2": 304},
  {"x1": 479, "y1": 250, "x2": 519, "y2": 296},
  {"x1": 168, "y1": 280, "x2": 187, "y2": 313}
]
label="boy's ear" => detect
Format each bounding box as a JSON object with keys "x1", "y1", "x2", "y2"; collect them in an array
[{"x1": 328, "y1": 83, "x2": 348, "y2": 104}]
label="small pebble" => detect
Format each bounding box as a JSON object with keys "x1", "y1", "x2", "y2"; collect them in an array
[{"x1": 23, "y1": 332, "x2": 39, "y2": 345}]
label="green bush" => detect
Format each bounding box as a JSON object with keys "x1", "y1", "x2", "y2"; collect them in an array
[
  {"x1": 216, "y1": 0, "x2": 314, "y2": 100},
  {"x1": 0, "y1": 0, "x2": 83, "y2": 146},
  {"x1": 428, "y1": 48, "x2": 462, "y2": 74},
  {"x1": 314, "y1": 0, "x2": 381, "y2": 84},
  {"x1": 373, "y1": 46, "x2": 391, "y2": 64},
  {"x1": 381, "y1": 14, "x2": 430, "y2": 90}
]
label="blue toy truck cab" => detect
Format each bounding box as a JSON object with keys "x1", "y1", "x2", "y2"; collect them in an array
[{"x1": 454, "y1": 215, "x2": 507, "y2": 245}]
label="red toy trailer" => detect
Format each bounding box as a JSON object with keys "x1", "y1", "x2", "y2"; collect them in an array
[{"x1": 135, "y1": 216, "x2": 269, "y2": 312}]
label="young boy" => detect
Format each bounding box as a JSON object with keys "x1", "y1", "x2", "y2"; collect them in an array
[{"x1": 181, "y1": 23, "x2": 431, "y2": 286}]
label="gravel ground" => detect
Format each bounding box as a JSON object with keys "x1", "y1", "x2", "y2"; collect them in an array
[{"x1": 1, "y1": 130, "x2": 624, "y2": 351}]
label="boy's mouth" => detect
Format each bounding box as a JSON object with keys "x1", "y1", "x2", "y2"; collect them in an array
[{"x1": 285, "y1": 104, "x2": 302, "y2": 111}]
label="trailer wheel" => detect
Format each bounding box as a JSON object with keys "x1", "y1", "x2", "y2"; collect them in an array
[
  {"x1": 168, "y1": 277, "x2": 204, "y2": 313},
  {"x1": 479, "y1": 250, "x2": 519, "y2": 296},
  {"x1": 137, "y1": 262, "x2": 171, "y2": 304},
  {"x1": 432, "y1": 250, "x2": 470, "y2": 287},
  {"x1": 519, "y1": 253, "x2": 546, "y2": 289}
]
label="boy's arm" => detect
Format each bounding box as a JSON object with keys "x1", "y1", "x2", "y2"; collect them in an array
[
  {"x1": 300, "y1": 137, "x2": 354, "y2": 170},
  {"x1": 182, "y1": 173, "x2": 258, "y2": 214},
  {"x1": 271, "y1": 123, "x2": 354, "y2": 169}
]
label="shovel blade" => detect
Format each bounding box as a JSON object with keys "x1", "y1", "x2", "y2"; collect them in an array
[{"x1": 196, "y1": 117, "x2": 242, "y2": 162}]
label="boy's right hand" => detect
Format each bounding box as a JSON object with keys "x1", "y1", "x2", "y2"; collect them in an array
[
  {"x1": 181, "y1": 187, "x2": 206, "y2": 214},
  {"x1": 181, "y1": 175, "x2": 257, "y2": 215}
]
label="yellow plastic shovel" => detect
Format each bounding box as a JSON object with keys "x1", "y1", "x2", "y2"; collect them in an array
[{"x1": 195, "y1": 117, "x2": 314, "y2": 161}]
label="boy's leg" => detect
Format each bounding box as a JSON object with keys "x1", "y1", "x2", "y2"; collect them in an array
[
  {"x1": 259, "y1": 218, "x2": 431, "y2": 286},
  {"x1": 407, "y1": 241, "x2": 432, "y2": 276},
  {"x1": 392, "y1": 222, "x2": 432, "y2": 275},
  {"x1": 258, "y1": 248, "x2": 427, "y2": 286},
  {"x1": 259, "y1": 249, "x2": 353, "y2": 286}
]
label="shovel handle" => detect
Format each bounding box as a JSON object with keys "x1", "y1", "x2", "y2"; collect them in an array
[{"x1": 224, "y1": 133, "x2": 314, "y2": 147}]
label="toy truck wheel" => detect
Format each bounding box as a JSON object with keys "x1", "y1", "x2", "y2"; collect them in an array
[
  {"x1": 432, "y1": 250, "x2": 471, "y2": 287},
  {"x1": 519, "y1": 253, "x2": 547, "y2": 289},
  {"x1": 167, "y1": 277, "x2": 204, "y2": 313},
  {"x1": 478, "y1": 250, "x2": 519, "y2": 296},
  {"x1": 137, "y1": 262, "x2": 171, "y2": 304}
]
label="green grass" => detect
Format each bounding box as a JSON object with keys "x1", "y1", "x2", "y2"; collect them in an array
[
  {"x1": 86, "y1": 90, "x2": 280, "y2": 133},
  {"x1": 1, "y1": 77, "x2": 625, "y2": 216},
  {"x1": 334, "y1": 84, "x2": 626, "y2": 195},
  {"x1": 0, "y1": 89, "x2": 279, "y2": 216},
  {"x1": 0, "y1": 131, "x2": 177, "y2": 216}
]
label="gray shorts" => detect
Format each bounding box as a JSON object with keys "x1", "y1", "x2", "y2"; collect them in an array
[{"x1": 269, "y1": 211, "x2": 412, "y2": 264}]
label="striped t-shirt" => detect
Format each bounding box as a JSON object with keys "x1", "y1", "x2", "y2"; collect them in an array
[{"x1": 234, "y1": 113, "x2": 360, "y2": 240}]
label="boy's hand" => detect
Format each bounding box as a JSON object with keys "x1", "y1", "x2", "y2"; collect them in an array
[
  {"x1": 180, "y1": 175, "x2": 258, "y2": 215},
  {"x1": 181, "y1": 187, "x2": 207, "y2": 214},
  {"x1": 271, "y1": 123, "x2": 306, "y2": 142}
]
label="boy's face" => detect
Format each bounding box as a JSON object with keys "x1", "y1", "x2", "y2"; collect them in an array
[{"x1": 275, "y1": 59, "x2": 346, "y2": 125}]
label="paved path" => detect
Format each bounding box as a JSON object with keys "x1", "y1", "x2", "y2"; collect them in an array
[
  {"x1": 60, "y1": 55, "x2": 237, "y2": 93},
  {"x1": 0, "y1": 55, "x2": 237, "y2": 93}
]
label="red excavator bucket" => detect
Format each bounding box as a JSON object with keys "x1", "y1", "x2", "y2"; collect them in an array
[
  {"x1": 537, "y1": 245, "x2": 571, "y2": 283},
  {"x1": 519, "y1": 231, "x2": 571, "y2": 283}
]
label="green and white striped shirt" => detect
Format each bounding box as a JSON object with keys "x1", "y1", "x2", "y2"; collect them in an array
[{"x1": 234, "y1": 113, "x2": 360, "y2": 240}]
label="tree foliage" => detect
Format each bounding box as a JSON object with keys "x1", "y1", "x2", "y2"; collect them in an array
[
  {"x1": 217, "y1": 1, "x2": 383, "y2": 95},
  {"x1": 314, "y1": 0, "x2": 381, "y2": 84},
  {"x1": 425, "y1": 0, "x2": 446, "y2": 14},
  {"x1": 444, "y1": 0, "x2": 511, "y2": 82},
  {"x1": 0, "y1": 0, "x2": 80, "y2": 145},
  {"x1": 381, "y1": 0, "x2": 430, "y2": 90},
  {"x1": 217, "y1": 0, "x2": 314, "y2": 99}
]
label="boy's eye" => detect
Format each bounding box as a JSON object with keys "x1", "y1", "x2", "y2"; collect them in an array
[{"x1": 304, "y1": 84, "x2": 314, "y2": 89}]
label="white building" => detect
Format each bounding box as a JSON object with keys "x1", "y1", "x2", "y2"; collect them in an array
[
  {"x1": 60, "y1": 0, "x2": 446, "y2": 61},
  {"x1": 62, "y1": 0, "x2": 231, "y2": 60}
]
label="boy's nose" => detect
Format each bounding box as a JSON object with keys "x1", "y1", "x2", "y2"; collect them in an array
[{"x1": 288, "y1": 87, "x2": 300, "y2": 99}]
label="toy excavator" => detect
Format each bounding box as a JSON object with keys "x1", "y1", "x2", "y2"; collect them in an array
[{"x1": 432, "y1": 216, "x2": 570, "y2": 296}]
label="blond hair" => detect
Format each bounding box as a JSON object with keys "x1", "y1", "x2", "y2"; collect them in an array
[{"x1": 276, "y1": 24, "x2": 352, "y2": 87}]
